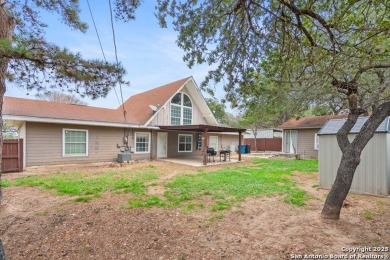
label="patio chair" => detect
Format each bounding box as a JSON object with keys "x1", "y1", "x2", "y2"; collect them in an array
[{"x1": 207, "y1": 147, "x2": 217, "y2": 162}]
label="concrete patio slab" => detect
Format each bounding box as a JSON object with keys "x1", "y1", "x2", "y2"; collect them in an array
[{"x1": 158, "y1": 156, "x2": 242, "y2": 167}]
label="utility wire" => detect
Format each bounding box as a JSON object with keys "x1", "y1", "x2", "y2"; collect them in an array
[
  {"x1": 86, "y1": 0, "x2": 122, "y2": 109},
  {"x1": 108, "y1": 0, "x2": 127, "y2": 119}
]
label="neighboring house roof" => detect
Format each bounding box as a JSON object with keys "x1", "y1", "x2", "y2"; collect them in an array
[
  {"x1": 119, "y1": 77, "x2": 191, "y2": 125},
  {"x1": 4, "y1": 76, "x2": 218, "y2": 127},
  {"x1": 318, "y1": 116, "x2": 390, "y2": 135},
  {"x1": 279, "y1": 115, "x2": 346, "y2": 129}
]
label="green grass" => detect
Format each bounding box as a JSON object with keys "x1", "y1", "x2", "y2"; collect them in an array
[
  {"x1": 128, "y1": 195, "x2": 166, "y2": 208},
  {"x1": 5, "y1": 170, "x2": 159, "y2": 198},
  {"x1": 363, "y1": 210, "x2": 373, "y2": 220},
  {"x1": 1, "y1": 179, "x2": 12, "y2": 188},
  {"x1": 6, "y1": 158, "x2": 318, "y2": 211},
  {"x1": 74, "y1": 196, "x2": 92, "y2": 202},
  {"x1": 129, "y1": 158, "x2": 317, "y2": 209}
]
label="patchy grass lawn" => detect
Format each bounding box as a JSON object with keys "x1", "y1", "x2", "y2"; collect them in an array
[
  {"x1": 1, "y1": 159, "x2": 389, "y2": 260},
  {"x1": 3, "y1": 158, "x2": 317, "y2": 209},
  {"x1": 129, "y1": 158, "x2": 318, "y2": 209},
  {"x1": 3, "y1": 166, "x2": 160, "y2": 201}
]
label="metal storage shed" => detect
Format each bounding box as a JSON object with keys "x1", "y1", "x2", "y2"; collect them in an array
[{"x1": 318, "y1": 116, "x2": 390, "y2": 196}]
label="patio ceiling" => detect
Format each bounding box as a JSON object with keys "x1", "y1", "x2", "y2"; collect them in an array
[{"x1": 158, "y1": 124, "x2": 246, "y2": 133}]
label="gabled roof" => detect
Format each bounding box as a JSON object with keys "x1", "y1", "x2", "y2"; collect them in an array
[
  {"x1": 318, "y1": 116, "x2": 390, "y2": 135},
  {"x1": 279, "y1": 115, "x2": 347, "y2": 129},
  {"x1": 119, "y1": 77, "x2": 191, "y2": 125},
  {"x1": 4, "y1": 76, "x2": 218, "y2": 127},
  {"x1": 3, "y1": 96, "x2": 128, "y2": 124}
]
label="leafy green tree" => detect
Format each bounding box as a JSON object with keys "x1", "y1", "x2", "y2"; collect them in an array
[
  {"x1": 0, "y1": 0, "x2": 140, "y2": 203},
  {"x1": 2, "y1": 121, "x2": 17, "y2": 139},
  {"x1": 205, "y1": 97, "x2": 228, "y2": 124},
  {"x1": 0, "y1": 1, "x2": 140, "y2": 255},
  {"x1": 155, "y1": 0, "x2": 390, "y2": 219}
]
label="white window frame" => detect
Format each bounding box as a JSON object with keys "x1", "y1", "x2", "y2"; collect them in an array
[
  {"x1": 170, "y1": 103, "x2": 182, "y2": 125},
  {"x1": 62, "y1": 128, "x2": 89, "y2": 157},
  {"x1": 314, "y1": 133, "x2": 319, "y2": 150},
  {"x1": 134, "y1": 132, "x2": 151, "y2": 154},
  {"x1": 170, "y1": 92, "x2": 193, "y2": 125},
  {"x1": 178, "y1": 134, "x2": 193, "y2": 152}
]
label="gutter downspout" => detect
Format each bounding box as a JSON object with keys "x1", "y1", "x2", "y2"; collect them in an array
[{"x1": 150, "y1": 129, "x2": 153, "y2": 160}]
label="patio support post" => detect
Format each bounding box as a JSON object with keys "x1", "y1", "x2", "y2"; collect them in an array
[
  {"x1": 238, "y1": 131, "x2": 242, "y2": 161},
  {"x1": 202, "y1": 130, "x2": 208, "y2": 165}
]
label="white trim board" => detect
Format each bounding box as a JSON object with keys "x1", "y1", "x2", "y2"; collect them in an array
[{"x1": 4, "y1": 115, "x2": 160, "y2": 129}]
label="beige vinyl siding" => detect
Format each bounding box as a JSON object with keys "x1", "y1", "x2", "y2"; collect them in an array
[
  {"x1": 211, "y1": 133, "x2": 241, "y2": 151},
  {"x1": 297, "y1": 128, "x2": 319, "y2": 159},
  {"x1": 319, "y1": 133, "x2": 389, "y2": 196},
  {"x1": 220, "y1": 134, "x2": 240, "y2": 149},
  {"x1": 167, "y1": 132, "x2": 202, "y2": 157},
  {"x1": 133, "y1": 130, "x2": 158, "y2": 160},
  {"x1": 25, "y1": 122, "x2": 153, "y2": 166},
  {"x1": 166, "y1": 132, "x2": 241, "y2": 158}
]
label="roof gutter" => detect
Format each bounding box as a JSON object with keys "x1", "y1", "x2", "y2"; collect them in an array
[
  {"x1": 279, "y1": 126, "x2": 323, "y2": 130},
  {"x1": 3, "y1": 115, "x2": 160, "y2": 129}
]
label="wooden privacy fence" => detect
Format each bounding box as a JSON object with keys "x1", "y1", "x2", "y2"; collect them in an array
[
  {"x1": 2, "y1": 139, "x2": 23, "y2": 173},
  {"x1": 244, "y1": 138, "x2": 282, "y2": 152}
]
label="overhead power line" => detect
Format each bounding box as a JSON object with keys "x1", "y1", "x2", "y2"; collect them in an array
[
  {"x1": 108, "y1": 0, "x2": 127, "y2": 118},
  {"x1": 86, "y1": 0, "x2": 123, "y2": 112}
]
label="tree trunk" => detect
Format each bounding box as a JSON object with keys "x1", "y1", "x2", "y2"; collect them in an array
[
  {"x1": 321, "y1": 101, "x2": 390, "y2": 219},
  {"x1": 0, "y1": 2, "x2": 15, "y2": 205},
  {"x1": 321, "y1": 148, "x2": 361, "y2": 219},
  {"x1": 253, "y1": 132, "x2": 257, "y2": 152},
  {"x1": 0, "y1": 5, "x2": 15, "y2": 258},
  {"x1": 0, "y1": 240, "x2": 5, "y2": 260}
]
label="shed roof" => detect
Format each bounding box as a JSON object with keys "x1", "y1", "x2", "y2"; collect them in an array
[
  {"x1": 279, "y1": 115, "x2": 346, "y2": 129},
  {"x1": 318, "y1": 116, "x2": 390, "y2": 135}
]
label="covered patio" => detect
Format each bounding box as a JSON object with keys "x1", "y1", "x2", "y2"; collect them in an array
[{"x1": 158, "y1": 124, "x2": 246, "y2": 165}]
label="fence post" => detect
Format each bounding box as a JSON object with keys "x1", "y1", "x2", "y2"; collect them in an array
[{"x1": 19, "y1": 138, "x2": 23, "y2": 172}]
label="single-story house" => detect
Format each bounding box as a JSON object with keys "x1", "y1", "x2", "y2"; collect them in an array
[
  {"x1": 279, "y1": 115, "x2": 345, "y2": 159},
  {"x1": 4, "y1": 77, "x2": 245, "y2": 167},
  {"x1": 318, "y1": 116, "x2": 390, "y2": 196}
]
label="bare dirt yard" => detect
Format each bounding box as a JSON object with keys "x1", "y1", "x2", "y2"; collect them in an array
[{"x1": 1, "y1": 158, "x2": 389, "y2": 260}]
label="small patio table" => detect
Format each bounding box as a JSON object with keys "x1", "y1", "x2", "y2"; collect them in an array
[{"x1": 219, "y1": 150, "x2": 231, "y2": 162}]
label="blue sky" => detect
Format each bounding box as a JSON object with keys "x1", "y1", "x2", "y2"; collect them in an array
[{"x1": 6, "y1": 1, "x2": 224, "y2": 109}]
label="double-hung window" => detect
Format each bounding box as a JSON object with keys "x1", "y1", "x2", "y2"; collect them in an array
[
  {"x1": 135, "y1": 132, "x2": 150, "y2": 153},
  {"x1": 178, "y1": 134, "x2": 193, "y2": 152},
  {"x1": 63, "y1": 129, "x2": 88, "y2": 156}
]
